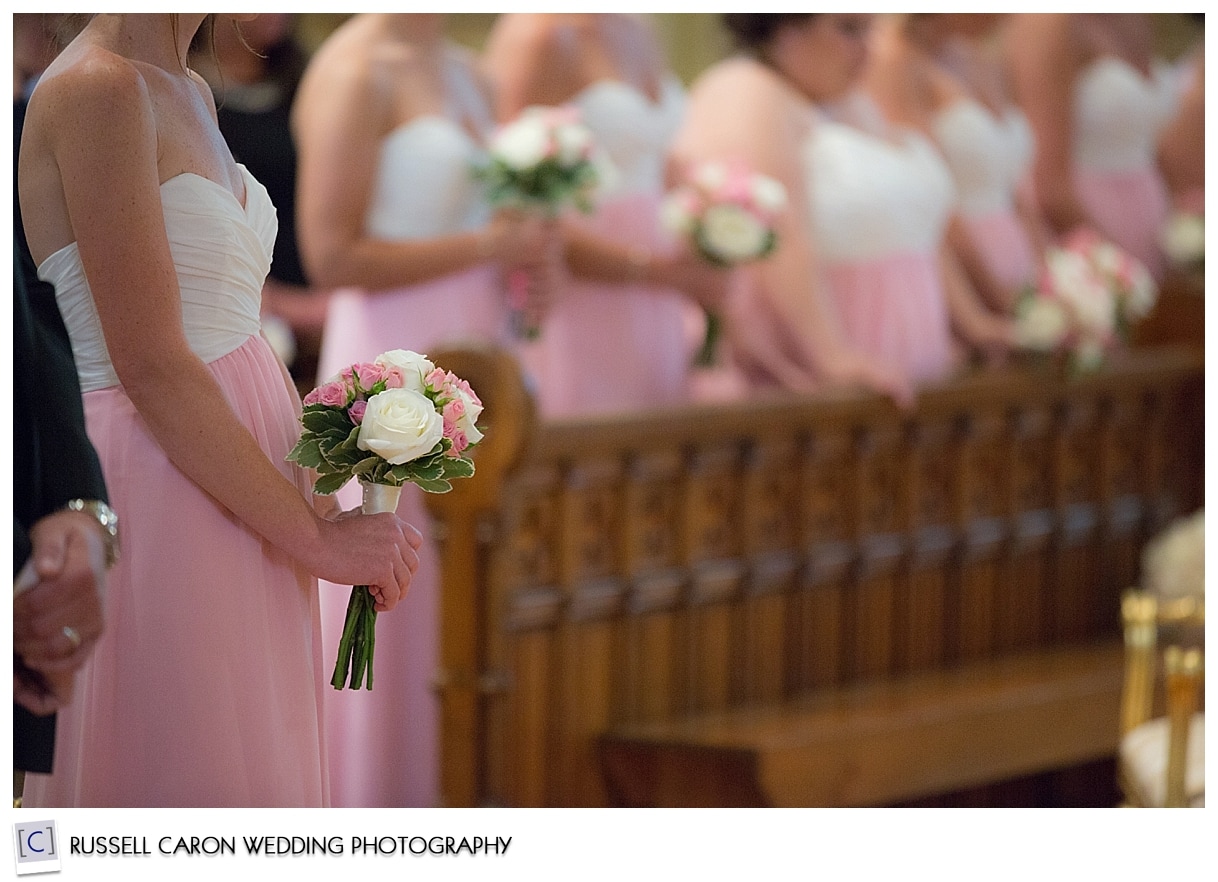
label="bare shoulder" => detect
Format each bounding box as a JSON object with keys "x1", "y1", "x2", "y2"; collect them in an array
[
  {"x1": 688, "y1": 57, "x2": 790, "y2": 110},
  {"x1": 485, "y1": 13, "x2": 569, "y2": 67},
  {"x1": 28, "y1": 45, "x2": 154, "y2": 148},
  {"x1": 297, "y1": 22, "x2": 393, "y2": 114}
]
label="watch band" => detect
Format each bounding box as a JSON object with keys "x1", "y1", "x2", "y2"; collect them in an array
[{"x1": 66, "y1": 498, "x2": 121, "y2": 568}]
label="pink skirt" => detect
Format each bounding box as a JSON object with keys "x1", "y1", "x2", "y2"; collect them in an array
[
  {"x1": 1075, "y1": 166, "x2": 1170, "y2": 279},
  {"x1": 22, "y1": 335, "x2": 329, "y2": 807},
  {"x1": 959, "y1": 210, "x2": 1038, "y2": 301},
  {"x1": 315, "y1": 266, "x2": 504, "y2": 807},
  {"x1": 517, "y1": 192, "x2": 695, "y2": 418},
  {"x1": 824, "y1": 252, "x2": 956, "y2": 386}
]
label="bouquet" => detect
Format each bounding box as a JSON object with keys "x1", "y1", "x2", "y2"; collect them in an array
[
  {"x1": 661, "y1": 159, "x2": 788, "y2": 366},
  {"x1": 1159, "y1": 211, "x2": 1205, "y2": 271},
  {"x1": 287, "y1": 349, "x2": 483, "y2": 690},
  {"x1": 1014, "y1": 229, "x2": 1157, "y2": 372},
  {"x1": 476, "y1": 105, "x2": 604, "y2": 339}
]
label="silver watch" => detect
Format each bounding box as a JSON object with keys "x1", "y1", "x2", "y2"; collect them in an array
[{"x1": 66, "y1": 498, "x2": 121, "y2": 568}]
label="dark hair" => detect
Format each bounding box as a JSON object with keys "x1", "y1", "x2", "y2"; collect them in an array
[{"x1": 721, "y1": 14, "x2": 817, "y2": 52}]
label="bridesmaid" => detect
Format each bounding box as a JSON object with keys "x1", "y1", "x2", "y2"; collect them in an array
[
  {"x1": 672, "y1": 14, "x2": 1012, "y2": 402},
  {"x1": 1007, "y1": 14, "x2": 1179, "y2": 277},
  {"x1": 293, "y1": 13, "x2": 553, "y2": 808},
  {"x1": 866, "y1": 14, "x2": 1049, "y2": 312},
  {"x1": 483, "y1": 13, "x2": 727, "y2": 418},
  {"x1": 19, "y1": 12, "x2": 419, "y2": 807}
]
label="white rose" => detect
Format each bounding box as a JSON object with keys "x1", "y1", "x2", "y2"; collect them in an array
[
  {"x1": 357, "y1": 388, "x2": 444, "y2": 465},
  {"x1": 750, "y1": 175, "x2": 788, "y2": 214},
  {"x1": 375, "y1": 349, "x2": 435, "y2": 394},
  {"x1": 699, "y1": 204, "x2": 768, "y2": 263},
  {"x1": 1160, "y1": 213, "x2": 1205, "y2": 266},
  {"x1": 451, "y1": 386, "x2": 485, "y2": 447},
  {"x1": 693, "y1": 160, "x2": 729, "y2": 194},
  {"x1": 490, "y1": 116, "x2": 551, "y2": 171},
  {"x1": 554, "y1": 121, "x2": 593, "y2": 166},
  {"x1": 660, "y1": 192, "x2": 697, "y2": 235},
  {"x1": 1048, "y1": 249, "x2": 1115, "y2": 335},
  {"x1": 1015, "y1": 298, "x2": 1069, "y2": 351},
  {"x1": 1122, "y1": 267, "x2": 1157, "y2": 320}
]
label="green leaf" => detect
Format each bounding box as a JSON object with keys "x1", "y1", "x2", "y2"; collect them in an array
[
  {"x1": 411, "y1": 477, "x2": 453, "y2": 494},
  {"x1": 440, "y1": 457, "x2": 476, "y2": 480},
  {"x1": 351, "y1": 456, "x2": 380, "y2": 477},
  {"x1": 288, "y1": 437, "x2": 325, "y2": 470},
  {"x1": 302, "y1": 407, "x2": 352, "y2": 436},
  {"x1": 313, "y1": 470, "x2": 352, "y2": 496}
]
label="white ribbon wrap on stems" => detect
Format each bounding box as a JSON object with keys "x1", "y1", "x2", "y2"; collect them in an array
[{"x1": 361, "y1": 481, "x2": 403, "y2": 516}]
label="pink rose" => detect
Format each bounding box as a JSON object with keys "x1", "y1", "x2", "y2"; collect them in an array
[
  {"x1": 354, "y1": 362, "x2": 388, "y2": 391},
  {"x1": 348, "y1": 400, "x2": 367, "y2": 425},
  {"x1": 446, "y1": 428, "x2": 469, "y2": 457},
  {"x1": 304, "y1": 379, "x2": 350, "y2": 408},
  {"x1": 381, "y1": 365, "x2": 405, "y2": 390},
  {"x1": 442, "y1": 398, "x2": 466, "y2": 432},
  {"x1": 424, "y1": 367, "x2": 448, "y2": 392}
]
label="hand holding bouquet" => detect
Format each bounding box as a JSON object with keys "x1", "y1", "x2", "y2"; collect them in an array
[
  {"x1": 661, "y1": 159, "x2": 788, "y2": 365},
  {"x1": 476, "y1": 105, "x2": 604, "y2": 339},
  {"x1": 1014, "y1": 229, "x2": 1157, "y2": 372},
  {"x1": 287, "y1": 349, "x2": 483, "y2": 689}
]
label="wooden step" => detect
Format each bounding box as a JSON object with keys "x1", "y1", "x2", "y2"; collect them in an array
[{"x1": 599, "y1": 641, "x2": 1124, "y2": 807}]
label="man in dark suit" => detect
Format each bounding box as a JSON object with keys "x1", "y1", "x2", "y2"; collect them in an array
[{"x1": 14, "y1": 44, "x2": 115, "y2": 779}]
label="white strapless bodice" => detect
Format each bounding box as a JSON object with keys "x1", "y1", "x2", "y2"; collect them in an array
[
  {"x1": 39, "y1": 165, "x2": 275, "y2": 393},
  {"x1": 933, "y1": 99, "x2": 1034, "y2": 216},
  {"x1": 365, "y1": 49, "x2": 493, "y2": 240},
  {"x1": 573, "y1": 74, "x2": 685, "y2": 196},
  {"x1": 804, "y1": 118, "x2": 956, "y2": 264},
  {"x1": 1074, "y1": 56, "x2": 1178, "y2": 172},
  {"x1": 366, "y1": 117, "x2": 490, "y2": 240}
]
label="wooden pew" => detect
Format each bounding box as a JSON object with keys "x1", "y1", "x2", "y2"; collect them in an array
[{"x1": 424, "y1": 345, "x2": 1203, "y2": 807}]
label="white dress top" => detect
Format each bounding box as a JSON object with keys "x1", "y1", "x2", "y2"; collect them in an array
[
  {"x1": 572, "y1": 73, "x2": 686, "y2": 196},
  {"x1": 933, "y1": 99, "x2": 1034, "y2": 217},
  {"x1": 804, "y1": 102, "x2": 956, "y2": 264},
  {"x1": 39, "y1": 165, "x2": 275, "y2": 393},
  {"x1": 1073, "y1": 56, "x2": 1178, "y2": 173},
  {"x1": 365, "y1": 50, "x2": 493, "y2": 240}
]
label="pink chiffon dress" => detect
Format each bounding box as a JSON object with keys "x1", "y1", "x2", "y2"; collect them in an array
[
  {"x1": 732, "y1": 95, "x2": 958, "y2": 389},
  {"x1": 1072, "y1": 56, "x2": 1179, "y2": 278},
  {"x1": 22, "y1": 167, "x2": 330, "y2": 807},
  {"x1": 314, "y1": 48, "x2": 505, "y2": 808},
  {"x1": 516, "y1": 73, "x2": 698, "y2": 418},
  {"x1": 933, "y1": 98, "x2": 1038, "y2": 296}
]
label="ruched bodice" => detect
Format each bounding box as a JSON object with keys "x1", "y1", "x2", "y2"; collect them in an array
[
  {"x1": 572, "y1": 74, "x2": 685, "y2": 195},
  {"x1": 804, "y1": 116, "x2": 955, "y2": 264},
  {"x1": 1074, "y1": 56, "x2": 1178, "y2": 172},
  {"x1": 366, "y1": 49, "x2": 492, "y2": 240},
  {"x1": 933, "y1": 99, "x2": 1034, "y2": 216},
  {"x1": 39, "y1": 165, "x2": 274, "y2": 393}
]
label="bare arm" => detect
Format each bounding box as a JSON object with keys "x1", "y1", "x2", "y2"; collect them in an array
[
  {"x1": 34, "y1": 58, "x2": 418, "y2": 607},
  {"x1": 939, "y1": 245, "x2": 1016, "y2": 362},
  {"x1": 1008, "y1": 14, "x2": 1092, "y2": 237},
  {"x1": 293, "y1": 46, "x2": 521, "y2": 291}
]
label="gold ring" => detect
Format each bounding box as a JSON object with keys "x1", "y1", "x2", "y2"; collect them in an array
[{"x1": 62, "y1": 625, "x2": 82, "y2": 649}]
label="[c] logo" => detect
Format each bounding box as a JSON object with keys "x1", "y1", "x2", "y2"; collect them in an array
[{"x1": 12, "y1": 820, "x2": 61, "y2": 876}]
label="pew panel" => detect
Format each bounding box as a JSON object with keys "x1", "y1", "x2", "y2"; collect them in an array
[{"x1": 426, "y1": 345, "x2": 1203, "y2": 807}]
